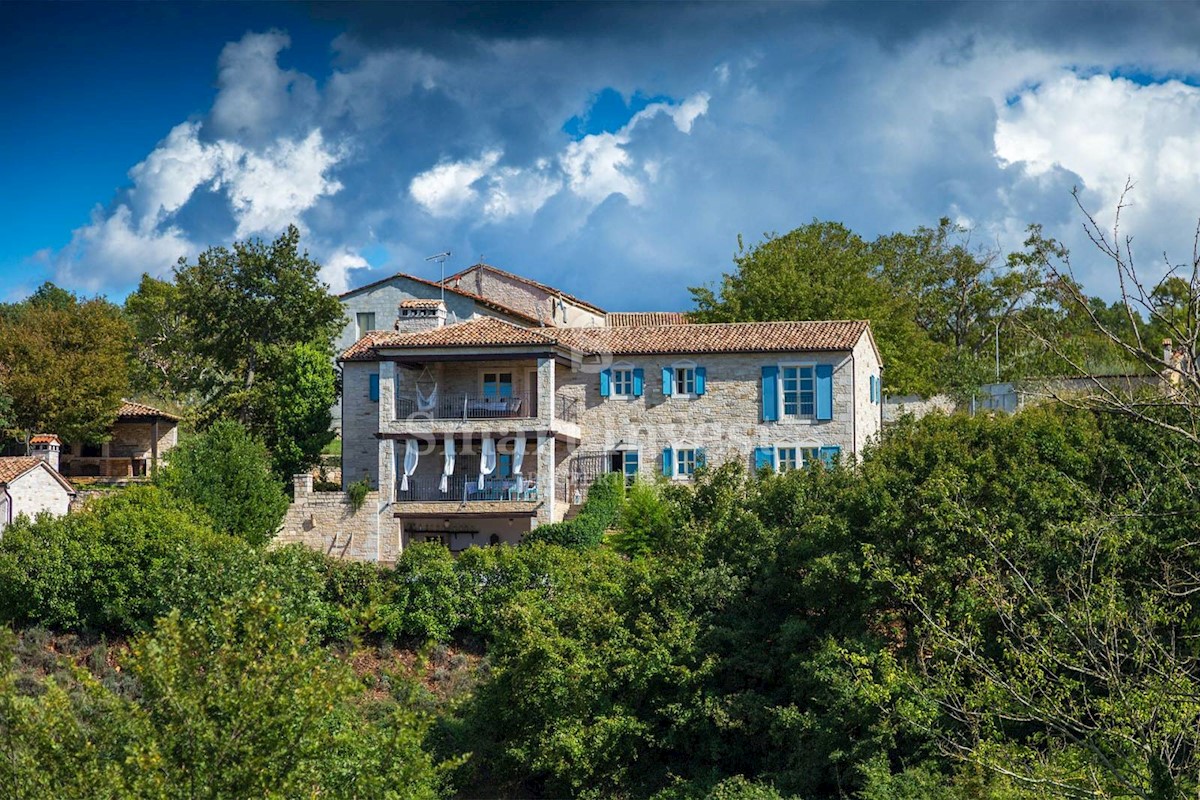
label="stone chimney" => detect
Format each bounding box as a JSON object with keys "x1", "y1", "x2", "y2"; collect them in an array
[
  {"x1": 29, "y1": 434, "x2": 61, "y2": 472},
  {"x1": 293, "y1": 473, "x2": 313, "y2": 497},
  {"x1": 394, "y1": 299, "x2": 447, "y2": 333}
]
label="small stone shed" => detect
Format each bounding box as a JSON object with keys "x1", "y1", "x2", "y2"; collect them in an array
[
  {"x1": 0, "y1": 455, "x2": 75, "y2": 533},
  {"x1": 60, "y1": 400, "x2": 180, "y2": 479}
]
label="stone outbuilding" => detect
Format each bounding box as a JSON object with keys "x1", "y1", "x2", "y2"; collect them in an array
[
  {"x1": 59, "y1": 400, "x2": 180, "y2": 479},
  {"x1": 0, "y1": 455, "x2": 75, "y2": 533}
]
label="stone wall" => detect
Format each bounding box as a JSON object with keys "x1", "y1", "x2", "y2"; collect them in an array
[
  {"x1": 448, "y1": 266, "x2": 605, "y2": 327},
  {"x1": 273, "y1": 474, "x2": 399, "y2": 564},
  {"x1": 555, "y1": 343, "x2": 876, "y2": 479},
  {"x1": 6, "y1": 465, "x2": 72, "y2": 527}
]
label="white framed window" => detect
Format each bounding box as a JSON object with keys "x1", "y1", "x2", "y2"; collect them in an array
[
  {"x1": 675, "y1": 447, "x2": 697, "y2": 477},
  {"x1": 780, "y1": 364, "x2": 816, "y2": 419},
  {"x1": 481, "y1": 371, "x2": 514, "y2": 398},
  {"x1": 774, "y1": 444, "x2": 822, "y2": 473},
  {"x1": 612, "y1": 367, "x2": 634, "y2": 397},
  {"x1": 674, "y1": 366, "x2": 696, "y2": 396}
]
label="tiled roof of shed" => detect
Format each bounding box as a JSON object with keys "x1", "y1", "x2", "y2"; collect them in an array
[
  {"x1": 117, "y1": 400, "x2": 181, "y2": 421},
  {"x1": 0, "y1": 457, "x2": 42, "y2": 485},
  {"x1": 341, "y1": 317, "x2": 559, "y2": 360},
  {"x1": 343, "y1": 317, "x2": 873, "y2": 360},
  {"x1": 29, "y1": 434, "x2": 60, "y2": 445},
  {"x1": 606, "y1": 312, "x2": 690, "y2": 326}
]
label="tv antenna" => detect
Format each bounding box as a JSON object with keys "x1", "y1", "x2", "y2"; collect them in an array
[{"x1": 425, "y1": 251, "x2": 451, "y2": 303}]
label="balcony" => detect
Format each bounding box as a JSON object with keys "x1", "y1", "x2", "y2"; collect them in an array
[
  {"x1": 396, "y1": 475, "x2": 540, "y2": 503},
  {"x1": 396, "y1": 391, "x2": 534, "y2": 420}
]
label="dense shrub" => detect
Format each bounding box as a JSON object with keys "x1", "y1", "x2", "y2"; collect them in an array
[
  {"x1": 377, "y1": 543, "x2": 463, "y2": 642},
  {"x1": 525, "y1": 472, "x2": 626, "y2": 549},
  {"x1": 0, "y1": 486, "x2": 252, "y2": 633},
  {"x1": 610, "y1": 480, "x2": 673, "y2": 558},
  {"x1": 156, "y1": 419, "x2": 289, "y2": 545},
  {"x1": 0, "y1": 592, "x2": 446, "y2": 799}
]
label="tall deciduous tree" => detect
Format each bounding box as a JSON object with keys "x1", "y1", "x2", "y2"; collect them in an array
[
  {"x1": 0, "y1": 285, "x2": 130, "y2": 443},
  {"x1": 169, "y1": 225, "x2": 344, "y2": 477},
  {"x1": 124, "y1": 274, "x2": 204, "y2": 401},
  {"x1": 174, "y1": 225, "x2": 344, "y2": 399},
  {"x1": 691, "y1": 222, "x2": 944, "y2": 394}
]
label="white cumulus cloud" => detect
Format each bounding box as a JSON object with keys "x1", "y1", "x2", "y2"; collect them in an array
[
  {"x1": 56, "y1": 205, "x2": 194, "y2": 291},
  {"x1": 223, "y1": 129, "x2": 345, "y2": 237},
  {"x1": 320, "y1": 247, "x2": 370, "y2": 294},
  {"x1": 409, "y1": 149, "x2": 502, "y2": 217}
]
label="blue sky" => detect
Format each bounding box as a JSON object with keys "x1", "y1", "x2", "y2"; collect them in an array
[{"x1": 5, "y1": 2, "x2": 1200, "y2": 311}]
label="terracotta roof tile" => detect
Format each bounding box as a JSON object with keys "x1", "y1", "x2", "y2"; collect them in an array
[
  {"x1": 0, "y1": 457, "x2": 42, "y2": 485},
  {"x1": 557, "y1": 320, "x2": 871, "y2": 356},
  {"x1": 399, "y1": 299, "x2": 445, "y2": 309},
  {"x1": 0, "y1": 456, "x2": 75, "y2": 493},
  {"x1": 606, "y1": 312, "x2": 690, "y2": 326},
  {"x1": 343, "y1": 317, "x2": 874, "y2": 361},
  {"x1": 341, "y1": 317, "x2": 559, "y2": 360},
  {"x1": 30, "y1": 434, "x2": 61, "y2": 445},
  {"x1": 118, "y1": 400, "x2": 181, "y2": 421}
]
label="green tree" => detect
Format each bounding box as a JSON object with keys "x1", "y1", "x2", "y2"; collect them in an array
[
  {"x1": 0, "y1": 287, "x2": 130, "y2": 443},
  {"x1": 174, "y1": 224, "x2": 344, "y2": 400},
  {"x1": 690, "y1": 222, "x2": 944, "y2": 394},
  {"x1": 874, "y1": 218, "x2": 1040, "y2": 391},
  {"x1": 124, "y1": 274, "x2": 205, "y2": 401},
  {"x1": 156, "y1": 420, "x2": 289, "y2": 546},
  {"x1": 246, "y1": 341, "x2": 337, "y2": 479}
]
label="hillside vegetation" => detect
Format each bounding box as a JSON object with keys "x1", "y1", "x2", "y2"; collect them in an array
[{"x1": 3, "y1": 405, "x2": 1200, "y2": 799}]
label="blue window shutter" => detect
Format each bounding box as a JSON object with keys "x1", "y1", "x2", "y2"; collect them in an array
[
  {"x1": 815, "y1": 364, "x2": 833, "y2": 420},
  {"x1": 369, "y1": 373, "x2": 380, "y2": 402},
  {"x1": 696, "y1": 448, "x2": 707, "y2": 468},
  {"x1": 662, "y1": 447, "x2": 673, "y2": 476},
  {"x1": 761, "y1": 366, "x2": 779, "y2": 421},
  {"x1": 869, "y1": 374, "x2": 876, "y2": 403},
  {"x1": 819, "y1": 445, "x2": 841, "y2": 466},
  {"x1": 754, "y1": 446, "x2": 775, "y2": 471},
  {"x1": 600, "y1": 368, "x2": 611, "y2": 397},
  {"x1": 662, "y1": 366, "x2": 673, "y2": 397},
  {"x1": 695, "y1": 366, "x2": 707, "y2": 396},
  {"x1": 632, "y1": 368, "x2": 644, "y2": 397}
]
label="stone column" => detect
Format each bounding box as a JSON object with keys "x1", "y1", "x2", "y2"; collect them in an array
[
  {"x1": 379, "y1": 360, "x2": 397, "y2": 425},
  {"x1": 537, "y1": 355, "x2": 555, "y2": 427},
  {"x1": 536, "y1": 433, "x2": 556, "y2": 524}
]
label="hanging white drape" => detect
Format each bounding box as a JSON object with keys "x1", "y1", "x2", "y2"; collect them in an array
[
  {"x1": 400, "y1": 438, "x2": 419, "y2": 491},
  {"x1": 478, "y1": 436, "x2": 497, "y2": 490},
  {"x1": 512, "y1": 434, "x2": 527, "y2": 493},
  {"x1": 440, "y1": 436, "x2": 455, "y2": 493}
]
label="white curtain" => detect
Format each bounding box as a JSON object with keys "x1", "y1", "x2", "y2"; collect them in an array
[
  {"x1": 478, "y1": 436, "x2": 497, "y2": 490},
  {"x1": 512, "y1": 434, "x2": 527, "y2": 492},
  {"x1": 400, "y1": 438, "x2": 419, "y2": 491},
  {"x1": 416, "y1": 384, "x2": 438, "y2": 413},
  {"x1": 440, "y1": 436, "x2": 456, "y2": 493}
]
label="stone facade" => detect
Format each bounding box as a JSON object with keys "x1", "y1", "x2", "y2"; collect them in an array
[
  {"x1": 273, "y1": 474, "x2": 399, "y2": 564},
  {"x1": 1, "y1": 462, "x2": 73, "y2": 533},
  {"x1": 446, "y1": 264, "x2": 605, "y2": 328},
  {"x1": 334, "y1": 274, "x2": 543, "y2": 430},
  {"x1": 557, "y1": 343, "x2": 882, "y2": 481},
  {"x1": 61, "y1": 419, "x2": 178, "y2": 478}
]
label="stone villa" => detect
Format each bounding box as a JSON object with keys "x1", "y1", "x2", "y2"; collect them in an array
[{"x1": 311, "y1": 265, "x2": 882, "y2": 562}]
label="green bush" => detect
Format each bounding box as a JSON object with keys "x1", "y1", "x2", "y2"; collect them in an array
[
  {"x1": 525, "y1": 472, "x2": 626, "y2": 550},
  {"x1": 610, "y1": 480, "x2": 673, "y2": 558},
  {"x1": 0, "y1": 486, "x2": 252, "y2": 634},
  {"x1": 377, "y1": 543, "x2": 463, "y2": 642},
  {"x1": 156, "y1": 419, "x2": 289, "y2": 546}
]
